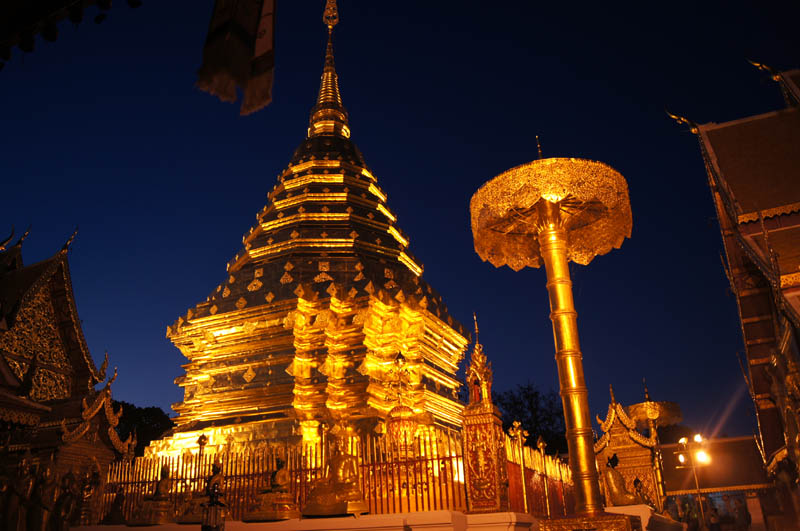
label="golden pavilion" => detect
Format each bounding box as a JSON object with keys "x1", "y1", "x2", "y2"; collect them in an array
[{"x1": 148, "y1": 4, "x2": 468, "y2": 458}]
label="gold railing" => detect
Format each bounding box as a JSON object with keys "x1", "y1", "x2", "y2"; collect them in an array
[
  {"x1": 101, "y1": 428, "x2": 465, "y2": 521},
  {"x1": 504, "y1": 436, "x2": 574, "y2": 517}
]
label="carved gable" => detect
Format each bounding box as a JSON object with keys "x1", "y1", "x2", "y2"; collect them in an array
[{"x1": 0, "y1": 279, "x2": 73, "y2": 401}]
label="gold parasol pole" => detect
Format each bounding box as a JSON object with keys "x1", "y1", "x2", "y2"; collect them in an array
[{"x1": 536, "y1": 199, "x2": 604, "y2": 515}]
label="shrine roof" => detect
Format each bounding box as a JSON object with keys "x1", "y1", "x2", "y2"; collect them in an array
[
  {"x1": 0, "y1": 253, "x2": 62, "y2": 326},
  {"x1": 0, "y1": 244, "x2": 106, "y2": 392},
  {"x1": 700, "y1": 107, "x2": 800, "y2": 222}
]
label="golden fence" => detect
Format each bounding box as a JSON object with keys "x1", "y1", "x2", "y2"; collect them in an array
[
  {"x1": 101, "y1": 428, "x2": 465, "y2": 521},
  {"x1": 504, "y1": 436, "x2": 575, "y2": 517}
]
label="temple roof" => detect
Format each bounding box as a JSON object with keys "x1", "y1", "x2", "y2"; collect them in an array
[
  {"x1": 0, "y1": 237, "x2": 107, "y2": 398},
  {"x1": 170, "y1": 10, "x2": 465, "y2": 336},
  {"x1": 701, "y1": 108, "x2": 800, "y2": 222}
]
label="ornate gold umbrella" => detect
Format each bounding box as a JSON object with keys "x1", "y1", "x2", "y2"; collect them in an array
[{"x1": 470, "y1": 156, "x2": 632, "y2": 519}]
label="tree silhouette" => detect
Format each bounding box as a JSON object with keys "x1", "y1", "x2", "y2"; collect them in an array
[
  {"x1": 113, "y1": 400, "x2": 174, "y2": 457},
  {"x1": 494, "y1": 382, "x2": 567, "y2": 454}
]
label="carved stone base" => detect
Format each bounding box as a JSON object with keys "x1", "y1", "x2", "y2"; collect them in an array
[
  {"x1": 604, "y1": 505, "x2": 682, "y2": 531},
  {"x1": 126, "y1": 500, "x2": 175, "y2": 526},
  {"x1": 301, "y1": 499, "x2": 369, "y2": 518},
  {"x1": 175, "y1": 495, "x2": 207, "y2": 524},
  {"x1": 539, "y1": 512, "x2": 642, "y2": 531},
  {"x1": 242, "y1": 492, "x2": 300, "y2": 522}
]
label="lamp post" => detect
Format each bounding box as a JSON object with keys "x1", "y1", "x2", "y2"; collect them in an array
[{"x1": 675, "y1": 434, "x2": 711, "y2": 529}]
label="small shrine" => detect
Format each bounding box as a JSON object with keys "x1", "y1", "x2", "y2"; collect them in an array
[
  {"x1": 594, "y1": 383, "x2": 682, "y2": 512},
  {"x1": 462, "y1": 315, "x2": 510, "y2": 513}
]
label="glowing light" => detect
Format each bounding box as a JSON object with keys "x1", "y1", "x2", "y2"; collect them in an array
[
  {"x1": 376, "y1": 204, "x2": 397, "y2": 222},
  {"x1": 678, "y1": 453, "x2": 685, "y2": 464},
  {"x1": 368, "y1": 183, "x2": 387, "y2": 202},
  {"x1": 212, "y1": 326, "x2": 242, "y2": 337},
  {"x1": 693, "y1": 433, "x2": 703, "y2": 443},
  {"x1": 695, "y1": 450, "x2": 711, "y2": 464},
  {"x1": 541, "y1": 193, "x2": 565, "y2": 203},
  {"x1": 678, "y1": 437, "x2": 688, "y2": 445}
]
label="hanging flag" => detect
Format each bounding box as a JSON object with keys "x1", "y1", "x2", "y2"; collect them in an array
[{"x1": 196, "y1": 0, "x2": 276, "y2": 116}]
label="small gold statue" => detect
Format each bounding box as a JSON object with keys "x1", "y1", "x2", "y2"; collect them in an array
[
  {"x1": 302, "y1": 427, "x2": 368, "y2": 517},
  {"x1": 128, "y1": 464, "x2": 175, "y2": 525},
  {"x1": 242, "y1": 457, "x2": 300, "y2": 521},
  {"x1": 603, "y1": 454, "x2": 645, "y2": 506},
  {"x1": 6, "y1": 456, "x2": 35, "y2": 531},
  {"x1": 51, "y1": 470, "x2": 78, "y2": 531},
  {"x1": 29, "y1": 462, "x2": 59, "y2": 531},
  {"x1": 201, "y1": 462, "x2": 226, "y2": 531}
]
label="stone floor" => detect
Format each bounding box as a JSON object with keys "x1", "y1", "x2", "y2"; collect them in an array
[{"x1": 78, "y1": 511, "x2": 539, "y2": 531}]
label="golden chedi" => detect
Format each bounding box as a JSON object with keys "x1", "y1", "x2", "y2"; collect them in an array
[{"x1": 148, "y1": 0, "x2": 468, "y2": 459}]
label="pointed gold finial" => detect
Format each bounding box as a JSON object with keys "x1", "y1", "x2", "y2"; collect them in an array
[
  {"x1": 0, "y1": 226, "x2": 14, "y2": 251},
  {"x1": 61, "y1": 226, "x2": 79, "y2": 252},
  {"x1": 665, "y1": 108, "x2": 699, "y2": 134},
  {"x1": 748, "y1": 59, "x2": 780, "y2": 81},
  {"x1": 323, "y1": 0, "x2": 339, "y2": 29},
  {"x1": 642, "y1": 377, "x2": 650, "y2": 401},
  {"x1": 308, "y1": 0, "x2": 349, "y2": 138},
  {"x1": 536, "y1": 135, "x2": 543, "y2": 159},
  {"x1": 16, "y1": 225, "x2": 31, "y2": 246},
  {"x1": 473, "y1": 312, "x2": 479, "y2": 342},
  {"x1": 609, "y1": 384, "x2": 616, "y2": 404}
]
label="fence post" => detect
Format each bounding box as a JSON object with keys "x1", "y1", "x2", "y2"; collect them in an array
[{"x1": 538, "y1": 437, "x2": 551, "y2": 518}]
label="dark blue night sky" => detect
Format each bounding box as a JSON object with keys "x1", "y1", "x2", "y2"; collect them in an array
[{"x1": 2, "y1": 1, "x2": 797, "y2": 438}]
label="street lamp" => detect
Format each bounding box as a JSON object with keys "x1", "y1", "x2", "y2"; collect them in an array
[{"x1": 675, "y1": 434, "x2": 711, "y2": 528}]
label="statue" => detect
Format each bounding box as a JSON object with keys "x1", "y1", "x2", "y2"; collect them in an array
[
  {"x1": 129, "y1": 464, "x2": 175, "y2": 525},
  {"x1": 603, "y1": 454, "x2": 644, "y2": 506},
  {"x1": 50, "y1": 471, "x2": 78, "y2": 531},
  {"x1": 176, "y1": 488, "x2": 206, "y2": 525},
  {"x1": 242, "y1": 457, "x2": 299, "y2": 521},
  {"x1": 6, "y1": 457, "x2": 36, "y2": 531},
  {"x1": 75, "y1": 461, "x2": 104, "y2": 525},
  {"x1": 201, "y1": 462, "x2": 226, "y2": 531},
  {"x1": 28, "y1": 463, "x2": 59, "y2": 531},
  {"x1": 302, "y1": 428, "x2": 368, "y2": 517},
  {"x1": 101, "y1": 484, "x2": 126, "y2": 525},
  {"x1": 633, "y1": 477, "x2": 655, "y2": 509}
]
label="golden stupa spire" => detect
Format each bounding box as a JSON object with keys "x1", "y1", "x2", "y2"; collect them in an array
[{"x1": 308, "y1": 0, "x2": 350, "y2": 138}]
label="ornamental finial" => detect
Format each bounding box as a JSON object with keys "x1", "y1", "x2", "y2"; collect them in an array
[
  {"x1": 642, "y1": 377, "x2": 651, "y2": 402},
  {"x1": 308, "y1": 0, "x2": 349, "y2": 138},
  {"x1": 0, "y1": 226, "x2": 14, "y2": 250},
  {"x1": 323, "y1": 0, "x2": 339, "y2": 29},
  {"x1": 473, "y1": 312, "x2": 479, "y2": 343},
  {"x1": 536, "y1": 135, "x2": 543, "y2": 159},
  {"x1": 609, "y1": 384, "x2": 616, "y2": 404},
  {"x1": 61, "y1": 226, "x2": 79, "y2": 252}
]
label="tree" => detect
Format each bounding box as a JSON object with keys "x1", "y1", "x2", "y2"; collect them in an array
[
  {"x1": 656, "y1": 424, "x2": 695, "y2": 444},
  {"x1": 112, "y1": 400, "x2": 174, "y2": 457},
  {"x1": 494, "y1": 382, "x2": 567, "y2": 454}
]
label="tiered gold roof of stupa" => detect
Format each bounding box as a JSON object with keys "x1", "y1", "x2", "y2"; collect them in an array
[{"x1": 155, "y1": 4, "x2": 468, "y2": 456}]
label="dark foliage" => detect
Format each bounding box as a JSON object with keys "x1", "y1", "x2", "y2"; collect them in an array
[
  {"x1": 112, "y1": 400, "x2": 174, "y2": 457},
  {"x1": 656, "y1": 424, "x2": 695, "y2": 444},
  {"x1": 494, "y1": 382, "x2": 567, "y2": 454}
]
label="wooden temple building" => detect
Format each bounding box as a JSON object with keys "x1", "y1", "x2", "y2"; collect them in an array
[
  {"x1": 148, "y1": 3, "x2": 469, "y2": 458},
  {"x1": 678, "y1": 65, "x2": 800, "y2": 527},
  {"x1": 0, "y1": 230, "x2": 134, "y2": 477}
]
